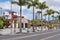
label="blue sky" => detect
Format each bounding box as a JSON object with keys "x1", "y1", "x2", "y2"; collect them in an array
[
  {"x1": 0, "y1": 0, "x2": 10, "y2": 2},
  {"x1": 0, "y1": 0, "x2": 33, "y2": 20},
  {"x1": 0, "y1": 0, "x2": 60, "y2": 20}
]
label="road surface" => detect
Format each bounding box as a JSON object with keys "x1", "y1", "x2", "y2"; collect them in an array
[{"x1": 0, "y1": 29, "x2": 60, "y2": 40}]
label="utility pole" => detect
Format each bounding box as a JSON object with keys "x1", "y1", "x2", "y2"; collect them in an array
[{"x1": 10, "y1": 0, "x2": 13, "y2": 34}]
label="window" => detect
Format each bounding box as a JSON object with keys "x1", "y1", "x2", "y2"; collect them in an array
[
  {"x1": 25, "y1": 23, "x2": 28, "y2": 28},
  {"x1": 21, "y1": 23, "x2": 23, "y2": 28}
]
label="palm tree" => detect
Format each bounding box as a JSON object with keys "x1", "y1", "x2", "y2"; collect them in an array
[
  {"x1": 55, "y1": 11, "x2": 60, "y2": 23},
  {"x1": 57, "y1": 16, "x2": 60, "y2": 29},
  {"x1": 43, "y1": 14, "x2": 47, "y2": 21},
  {"x1": 46, "y1": 9, "x2": 55, "y2": 21},
  {"x1": 36, "y1": 1, "x2": 48, "y2": 20},
  {"x1": 36, "y1": 11, "x2": 42, "y2": 20},
  {"x1": 51, "y1": 10, "x2": 56, "y2": 20},
  {"x1": 55, "y1": 11, "x2": 60, "y2": 15},
  {"x1": 27, "y1": 0, "x2": 39, "y2": 32},
  {"x1": 50, "y1": 10, "x2": 56, "y2": 29},
  {"x1": 11, "y1": 0, "x2": 28, "y2": 32},
  {"x1": 46, "y1": 9, "x2": 54, "y2": 30},
  {"x1": 36, "y1": 1, "x2": 48, "y2": 31},
  {"x1": 52, "y1": 15, "x2": 55, "y2": 29},
  {"x1": 43, "y1": 14, "x2": 47, "y2": 28}
]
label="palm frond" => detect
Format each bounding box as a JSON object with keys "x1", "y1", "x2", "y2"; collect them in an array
[
  {"x1": 27, "y1": 4, "x2": 31, "y2": 8},
  {"x1": 43, "y1": 14, "x2": 47, "y2": 16},
  {"x1": 11, "y1": 1, "x2": 19, "y2": 4},
  {"x1": 52, "y1": 15, "x2": 54, "y2": 18},
  {"x1": 55, "y1": 11, "x2": 60, "y2": 14},
  {"x1": 36, "y1": 1, "x2": 48, "y2": 10},
  {"x1": 58, "y1": 16, "x2": 60, "y2": 21},
  {"x1": 46, "y1": 9, "x2": 55, "y2": 15},
  {"x1": 37, "y1": 11, "x2": 42, "y2": 14}
]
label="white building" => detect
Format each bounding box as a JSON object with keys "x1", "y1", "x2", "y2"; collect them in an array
[{"x1": 3, "y1": 10, "x2": 29, "y2": 29}]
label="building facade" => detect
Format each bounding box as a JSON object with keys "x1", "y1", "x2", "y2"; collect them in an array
[{"x1": 3, "y1": 10, "x2": 31, "y2": 28}]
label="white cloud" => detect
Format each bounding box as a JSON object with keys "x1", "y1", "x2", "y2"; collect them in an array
[
  {"x1": 55, "y1": 0, "x2": 60, "y2": 2},
  {"x1": 0, "y1": 1, "x2": 28, "y2": 11},
  {"x1": 39, "y1": 0, "x2": 60, "y2": 11},
  {"x1": 0, "y1": 1, "x2": 11, "y2": 9},
  {"x1": 0, "y1": 1, "x2": 33, "y2": 20}
]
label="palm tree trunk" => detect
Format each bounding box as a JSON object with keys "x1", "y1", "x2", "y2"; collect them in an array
[
  {"x1": 37, "y1": 14, "x2": 39, "y2": 20},
  {"x1": 53, "y1": 14, "x2": 54, "y2": 29},
  {"x1": 53, "y1": 14, "x2": 54, "y2": 20},
  {"x1": 48, "y1": 15, "x2": 50, "y2": 30},
  {"x1": 55, "y1": 17, "x2": 57, "y2": 29},
  {"x1": 38, "y1": 14, "x2": 41, "y2": 20},
  {"x1": 20, "y1": 6, "x2": 22, "y2": 33},
  {"x1": 45, "y1": 16, "x2": 46, "y2": 21},
  {"x1": 13, "y1": 20, "x2": 16, "y2": 33},
  {"x1": 41, "y1": 9, "x2": 43, "y2": 21},
  {"x1": 32, "y1": 6, "x2": 35, "y2": 32},
  {"x1": 41, "y1": 9, "x2": 43, "y2": 31}
]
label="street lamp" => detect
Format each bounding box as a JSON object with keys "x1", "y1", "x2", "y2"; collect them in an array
[{"x1": 10, "y1": 0, "x2": 13, "y2": 34}]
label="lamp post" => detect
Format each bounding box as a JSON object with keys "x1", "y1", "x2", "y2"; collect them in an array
[{"x1": 10, "y1": 0, "x2": 13, "y2": 34}]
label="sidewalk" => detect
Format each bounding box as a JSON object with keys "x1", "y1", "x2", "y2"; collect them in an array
[
  {"x1": 0, "y1": 28, "x2": 11, "y2": 35},
  {"x1": 0, "y1": 27, "x2": 51, "y2": 35},
  {"x1": 0, "y1": 28, "x2": 32, "y2": 35}
]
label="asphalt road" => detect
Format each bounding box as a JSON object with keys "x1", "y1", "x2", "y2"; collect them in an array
[{"x1": 0, "y1": 29, "x2": 60, "y2": 40}]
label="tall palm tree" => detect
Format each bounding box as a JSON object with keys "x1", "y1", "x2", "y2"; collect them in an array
[
  {"x1": 11, "y1": 0, "x2": 28, "y2": 32},
  {"x1": 46, "y1": 9, "x2": 54, "y2": 21},
  {"x1": 50, "y1": 10, "x2": 55, "y2": 29},
  {"x1": 46, "y1": 9, "x2": 54, "y2": 30},
  {"x1": 43, "y1": 14, "x2": 47, "y2": 28},
  {"x1": 52, "y1": 15, "x2": 55, "y2": 29},
  {"x1": 27, "y1": 0, "x2": 39, "y2": 32},
  {"x1": 36, "y1": 1, "x2": 48, "y2": 20},
  {"x1": 36, "y1": 1, "x2": 48, "y2": 31}
]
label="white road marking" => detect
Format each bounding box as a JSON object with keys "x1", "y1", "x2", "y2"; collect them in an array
[
  {"x1": 40, "y1": 34, "x2": 60, "y2": 40},
  {"x1": 2, "y1": 30, "x2": 60, "y2": 40}
]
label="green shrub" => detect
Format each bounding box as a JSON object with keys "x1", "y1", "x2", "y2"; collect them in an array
[{"x1": 0, "y1": 20, "x2": 3, "y2": 29}]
